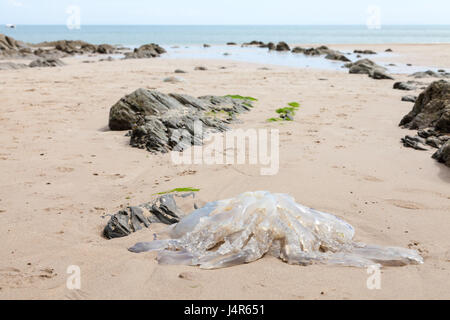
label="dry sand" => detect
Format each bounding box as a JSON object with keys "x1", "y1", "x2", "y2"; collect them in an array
[{"x1": 0, "y1": 44, "x2": 449, "y2": 300}]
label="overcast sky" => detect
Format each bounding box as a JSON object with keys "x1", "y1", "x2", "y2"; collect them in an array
[{"x1": 1, "y1": 0, "x2": 449, "y2": 25}]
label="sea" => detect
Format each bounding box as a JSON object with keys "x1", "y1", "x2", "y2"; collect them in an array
[
  {"x1": 2, "y1": 25, "x2": 449, "y2": 72},
  {"x1": 3, "y1": 25, "x2": 450, "y2": 46}
]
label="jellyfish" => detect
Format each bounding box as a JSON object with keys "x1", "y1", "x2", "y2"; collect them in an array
[{"x1": 129, "y1": 191, "x2": 423, "y2": 269}]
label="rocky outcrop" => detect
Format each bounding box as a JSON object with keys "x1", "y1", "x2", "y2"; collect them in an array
[
  {"x1": 1, "y1": 34, "x2": 124, "y2": 61},
  {"x1": 124, "y1": 43, "x2": 166, "y2": 59},
  {"x1": 291, "y1": 45, "x2": 331, "y2": 56},
  {"x1": 344, "y1": 59, "x2": 393, "y2": 80},
  {"x1": 0, "y1": 34, "x2": 31, "y2": 58},
  {"x1": 29, "y1": 58, "x2": 65, "y2": 68},
  {"x1": 399, "y1": 80, "x2": 450, "y2": 131},
  {"x1": 34, "y1": 40, "x2": 115, "y2": 55},
  {"x1": 291, "y1": 45, "x2": 350, "y2": 62},
  {"x1": 109, "y1": 89, "x2": 255, "y2": 153},
  {"x1": 399, "y1": 81, "x2": 450, "y2": 167}
]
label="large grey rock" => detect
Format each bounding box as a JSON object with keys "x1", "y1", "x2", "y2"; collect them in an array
[
  {"x1": 399, "y1": 80, "x2": 450, "y2": 132},
  {"x1": 109, "y1": 89, "x2": 255, "y2": 153},
  {"x1": 109, "y1": 89, "x2": 185, "y2": 130},
  {"x1": 345, "y1": 59, "x2": 393, "y2": 80}
]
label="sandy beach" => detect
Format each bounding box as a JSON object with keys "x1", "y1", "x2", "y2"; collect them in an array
[{"x1": 0, "y1": 43, "x2": 449, "y2": 300}]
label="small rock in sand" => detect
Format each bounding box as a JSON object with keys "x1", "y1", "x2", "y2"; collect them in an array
[
  {"x1": 402, "y1": 95, "x2": 417, "y2": 103},
  {"x1": 163, "y1": 76, "x2": 184, "y2": 83},
  {"x1": 29, "y1": 58, "x2": 65, "y2": 68}
]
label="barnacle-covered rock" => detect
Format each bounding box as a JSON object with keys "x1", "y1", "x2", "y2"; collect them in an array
[{"x1": 129, "y1": 192, "x2": 423, "y2": 269}]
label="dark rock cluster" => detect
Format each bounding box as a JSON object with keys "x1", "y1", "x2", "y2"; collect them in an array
[
  {"x1": 124, "y1": 43, "x2": 166, "y2": 59},
  {"x1": 1, "y1": 33, "x2": 167, "y2": 69},
  {"x1": 399, "y1": 80, "x2": 450, "y2": 166},
  {"x1": 109, "y1": 89, "x2": 255, "y2": 153},
  {"x1": 103, "y1": 193, "x2": 190, "y2": 239},
  {"x1": 291, "y1": 45, "x2": 351, "y2": 62}
]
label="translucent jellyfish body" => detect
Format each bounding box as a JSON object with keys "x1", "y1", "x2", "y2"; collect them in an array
[{"x1": 129, "y1": 191, "x2": 423, "y2": 269}]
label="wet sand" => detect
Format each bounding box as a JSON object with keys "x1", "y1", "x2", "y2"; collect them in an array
[{"x1": 0, "y1": 44, "x2": 449, "y2": 299}]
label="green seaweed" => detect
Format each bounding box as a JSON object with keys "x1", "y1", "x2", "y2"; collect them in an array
[
  {"x1": 155, "y1": 187, "x2": 200, "y2": 195},
  {"x1": 276, "y1": 106, "x2": 297, "y2": 115},
  {"x1": 206, "y1": 110, "x2": 232, "y2": 119},
  {"x1": 269, "y1": 101, "x2": 300, "y2": 122},
  {"x1": 225, "y1": 95, "x2": 258, "y2": 101}
]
